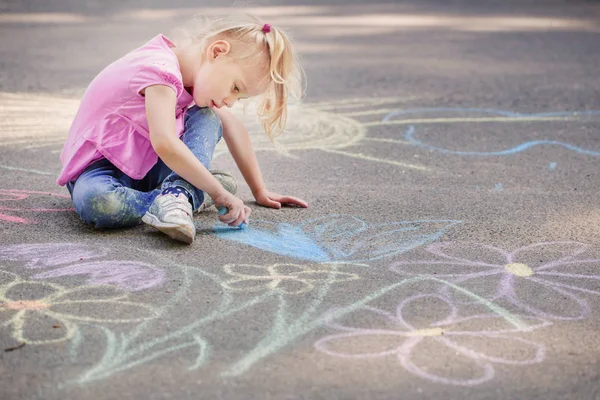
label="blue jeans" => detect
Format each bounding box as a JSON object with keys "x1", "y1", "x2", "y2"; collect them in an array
[{"x1": 67, "y1": 106, "x2": 223, "y2": 228}]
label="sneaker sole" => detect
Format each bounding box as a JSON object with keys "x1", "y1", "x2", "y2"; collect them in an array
[{"x1": 142, "y1": 213, "x2": 195, "y2": 244}]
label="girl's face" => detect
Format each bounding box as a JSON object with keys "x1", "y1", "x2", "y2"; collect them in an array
[{"x1": 191, "y1": 40, "x2": 269, "y2": 109}]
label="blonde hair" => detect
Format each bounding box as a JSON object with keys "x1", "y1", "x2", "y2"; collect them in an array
[{"x1": 172, "y1": 13, "x2": 304, "y2": 140}]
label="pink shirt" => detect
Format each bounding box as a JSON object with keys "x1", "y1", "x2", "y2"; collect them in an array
[{"x1": 57, "y1": 34, "x2": 194, "y2": 186}]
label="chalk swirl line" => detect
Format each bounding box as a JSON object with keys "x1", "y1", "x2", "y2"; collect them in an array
[
  {"x1": 381, "y1": 107, "x2": 600, "y2": 156},
  {"x1": 382, "y1": 108, "x2": 600, "y2": 122},
  {"x1": 403, "y1": 125, "x2": 600, "y2": 156}
]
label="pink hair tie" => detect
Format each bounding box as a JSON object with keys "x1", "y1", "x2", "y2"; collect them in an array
[{"x1": 262, "y1": 24, "x2": 271, "y2": 33}]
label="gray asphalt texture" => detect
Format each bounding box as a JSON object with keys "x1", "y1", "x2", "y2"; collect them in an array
[{"x1": 1, "y1": 0, "x2": 600, "y2": 399}]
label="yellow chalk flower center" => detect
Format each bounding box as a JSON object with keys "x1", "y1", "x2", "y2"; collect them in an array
[
  {"x1": 408, "y1": 327, "x2": 444, "y2": 337},
  {"x1": 3, "y1": 300, "x2": 50, "y2": 311},
  {"x1": 504, "y1": 263, "x2": 534, "y2": 277}
]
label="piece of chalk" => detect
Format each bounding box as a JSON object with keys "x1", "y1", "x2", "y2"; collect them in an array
[{"x1": 217, "y1": 206, "x2": 247, "y2": 229}]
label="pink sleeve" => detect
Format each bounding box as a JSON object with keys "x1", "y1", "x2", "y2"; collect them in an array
[{"x1": 129, "y1": 60, "x2": 184, "y2": 97}]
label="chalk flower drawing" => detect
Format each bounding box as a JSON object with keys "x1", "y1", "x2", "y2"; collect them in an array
[
  {"x1": 315, "y1": 294, "x2": 548, "y2": 386},
  {"x1": 214, "y1": 215, "x2": 461, "y2": 262},
  {"x1": 391, "y1": 241, "x2": 600, "y2": 320},
  {"x1": 222, "y1": 263, "x2": 360, "y2": 295},
  {"x1": 0, "y1": 243, "x2": 165, "y2": 291},
  {"x1": 0, "y1": 270, "x2": 158, "y2": 344}
]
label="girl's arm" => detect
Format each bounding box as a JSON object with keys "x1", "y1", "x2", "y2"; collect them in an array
[
  {"x1": 145, "y1": 85, "x2": 249, "y2": 225},
  {"x1": 215, "y1": 107, "x2": 308, "y2": 209}
]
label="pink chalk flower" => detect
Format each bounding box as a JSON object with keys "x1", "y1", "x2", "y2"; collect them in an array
[
  {"x1": 315, "y1": 294, "x2": 548, "y2": 386},
  {"x1": 391, "y1": 241, "x2": 600, "y2": 320}
]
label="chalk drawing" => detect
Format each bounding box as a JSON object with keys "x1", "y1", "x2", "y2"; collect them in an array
[
  {"x1": 69, "y1": 259, "x2": 509, "y2": 381},
  {"x1": 0, "y1": 96, "x2": 431, "y2": 171},
  {"x1": 0, "y1": 242, "x2": 194, "y2": 382},
  {"x1": 74, "y1": 251, "x2": 261, "y2": 383},
  {"x1": 0, "y1": 243, "x2": 108, "y2": 269},
  {"x1": 32, "y1": 261, "x2": 166, "y2": 292},
  {"x1": 221, "y1": 274, "x2": 531, "y2": 377},
  {"x1": 0, "y1": 92, "x2": 78, "y2": 144},
  {"x1": 377, "y1": 108, "x2": 600, "y2": 126},
  {"x1": 0, "y1": 189, "x2": 73, "y2": 224},
  {"x1": 209, "y1": 98, "x2": 432, "y2": 171},
  {"x1": 315, "y1": 292, "x2": 549, "y2": 386},
  {"x1": 76, "y1": 260, "x2": 364, "y2": 382},
  {"x1": 4, "y1": 97, "x2": 598, "y2": 174},
  {"x1": 0, "y1": 269, "x2": 159, "y2": 345},
  {"x1": 221, "y1": 263, "x2": 360, "y2": 294},
  {"x1": 308, "y1": 97, "x2": 416, "y2": 110},
  {"x1": 213, "y1": 215, "x2": 462, "y2": 262},
  {"x1": 0, "y1": 242, "x2": 549, "y2": 385},
  {"x1": 404, "y1": 125, "x2": 600, "y2": 157},
  {"x1": 0, "y1": 165, "x2": 55, "y2": 176},
  {"x1": 368, "y1": 108, "x2": 600, "y2": 157},
  {"x1": 219, "y1": 102, "x2": 600, "y2": 172},
  {"x1": 547, "y1": 162, "x2": 557, "y2": 171},
  {"x1": 0, "y1": 243, "x2": 165, "y2": 292},
  {"x1": 391, "y1": 241, "x2": 600, "y2": 320}
]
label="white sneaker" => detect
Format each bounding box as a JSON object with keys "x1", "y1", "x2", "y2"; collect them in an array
[
  {"x1": 142, "y1": 193, "x2": 195, "y2": 244},
  {"x1": 197, "y1": 170, "x2": 238, "y2": 212}
]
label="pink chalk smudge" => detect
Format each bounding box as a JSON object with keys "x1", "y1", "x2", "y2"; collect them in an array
[
  {"x1": 32, "y1": 260, "x2": 165, "y2": 291},
  {"x1": 0, "y1": 243, "x2": 166, "y2": 291},
  {"x1": 0, "y1": 243, "x2": 107, "y2": 268}
]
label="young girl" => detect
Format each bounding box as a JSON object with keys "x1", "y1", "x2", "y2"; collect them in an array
[{"x1": 57, "y1": 13, "x2": 308, "y2": 244}]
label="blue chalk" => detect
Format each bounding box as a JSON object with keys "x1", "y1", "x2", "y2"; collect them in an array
[{"x1": 217, "y1": 206, "x2": 247, "y2": 229}]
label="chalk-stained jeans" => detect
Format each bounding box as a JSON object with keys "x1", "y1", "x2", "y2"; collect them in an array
[{"x1": 67, "y1": 106, "x2": 223, "y2": 228}]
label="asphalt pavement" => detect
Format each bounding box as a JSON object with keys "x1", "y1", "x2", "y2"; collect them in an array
[{"x1": 0, "y1": 0, "x2": 600, "y2": 399}]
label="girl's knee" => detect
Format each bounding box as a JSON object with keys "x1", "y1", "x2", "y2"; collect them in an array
[
  {"x1": 187, "y1": 105, "x2": 220, "y2": 121},
  {"x1": 72, "y1": 186, "x2": 140, "y2": 228},
  {"x1": 185, "y1": 106, "x2": 223, "y2": 136}
]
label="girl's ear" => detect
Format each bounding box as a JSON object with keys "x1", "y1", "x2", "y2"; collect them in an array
[{"x1": 208, "y1": 40, "x2": 231, "y2": 61}]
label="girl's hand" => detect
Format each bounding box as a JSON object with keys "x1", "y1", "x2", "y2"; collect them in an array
[
  {"x1": 214, "y1": 192, "x2": 251, "y2": 227},
  {"x1": 254, "y1": 189, "x2": 309, "y2": 209}
]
